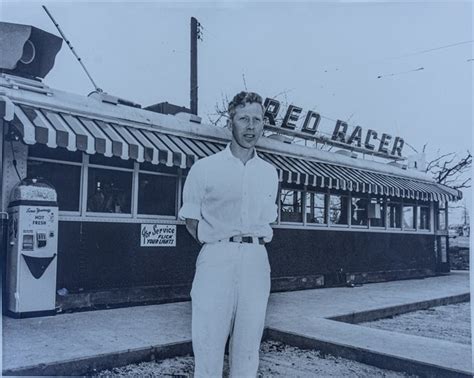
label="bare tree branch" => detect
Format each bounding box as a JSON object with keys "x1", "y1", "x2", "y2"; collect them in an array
[
  {"x1": 426, "y1": 152, "x2": 455, "y2": 172},
  {"x1": 424, "y1": 149, "x2": 471, "y2": 190}
]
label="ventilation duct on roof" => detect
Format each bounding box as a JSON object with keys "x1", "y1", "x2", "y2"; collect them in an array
[{"x1": 0, "y1": 21, "x2": 62, "y2": 80}]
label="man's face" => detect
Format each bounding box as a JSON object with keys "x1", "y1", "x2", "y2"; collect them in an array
[{"x1": 230, "y1": 102, "x2": 264, "y2": 150}]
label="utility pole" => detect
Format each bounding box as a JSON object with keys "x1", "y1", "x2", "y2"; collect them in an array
[{"x1": 190, "y1": 17, "x2": 202, "y2": 115}]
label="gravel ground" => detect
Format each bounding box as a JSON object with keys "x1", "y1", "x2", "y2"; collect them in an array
[
  {"x1": 96, "y1": 303, "x2": 470, "y2": 377},
  {"x1": 96, "y1": 340, "x2": 414, "y2": 377},
  {"x1": 361, "y1": 301, "x2": 471, "y2": 345}
]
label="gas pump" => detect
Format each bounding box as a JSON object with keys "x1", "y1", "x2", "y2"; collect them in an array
[{"x1": 6, "y1": 178, "x2": 58, "y2": 318}]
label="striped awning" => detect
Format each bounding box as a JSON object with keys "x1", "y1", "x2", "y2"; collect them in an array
[
  {"x1": 9, "y1": 102, "x2": 461, "y2": 202},
  {"x1": 258, "y1": 152, "x2": 461, "y2": 202},
  {"x1": 10, "y1": 103, "x2": 224, "y2": 169}
]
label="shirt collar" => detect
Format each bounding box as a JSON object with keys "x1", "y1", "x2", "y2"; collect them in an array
[{"x1": 223, "y1": 142, "x2": 261, "y2": 164}]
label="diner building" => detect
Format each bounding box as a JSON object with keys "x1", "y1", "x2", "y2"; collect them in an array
[{"x1": 0, "y1": 22, "x2": 461, "y2": 313}]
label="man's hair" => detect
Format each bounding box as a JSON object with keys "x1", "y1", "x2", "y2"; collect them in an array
[{"x1": 227, "y1": 91, "x2": 264, "y2": 120}]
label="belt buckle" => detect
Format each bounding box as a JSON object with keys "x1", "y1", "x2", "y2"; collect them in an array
[{"x1": 230, "y1": 236, "x2": 265, "y2": 244}]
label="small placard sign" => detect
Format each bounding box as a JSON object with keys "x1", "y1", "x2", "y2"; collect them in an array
[{"x1": 140, "y1": 224, "x2": 176, "y2": 247}]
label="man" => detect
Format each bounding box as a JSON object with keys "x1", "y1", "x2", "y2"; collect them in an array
[{"x1": 178, "y1": 91, "x2": 278, "y2": 377}]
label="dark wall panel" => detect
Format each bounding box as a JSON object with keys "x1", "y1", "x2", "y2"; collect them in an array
[
  {"x1": 57, "y1": 222, "x2": 436, "y2": 293},
  {"x1": 57, "y1": 221, "x2": 200, "y2": 292},
  {"x1": 267, "y1": 229, "x2": 436, "y2": 276},
  {"x1": 56, "y1": 221, "x2": 82, "y2": 290}
]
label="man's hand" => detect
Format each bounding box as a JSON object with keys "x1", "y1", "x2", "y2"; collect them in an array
[{"x1": 185, "y1": 218, "x2": 201, "y2": 244}]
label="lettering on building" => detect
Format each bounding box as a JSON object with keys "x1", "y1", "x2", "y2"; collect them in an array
[
  {"x1": 263, "y1": 97, "x2": 405, "y2": 158},
  {"x1": 140, "y1": 224, "x2": 177, "y2": 247}
]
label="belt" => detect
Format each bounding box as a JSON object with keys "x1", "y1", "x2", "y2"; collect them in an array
[{"x1": 226, "y1": 236, "x2": 265, "y2": 245}]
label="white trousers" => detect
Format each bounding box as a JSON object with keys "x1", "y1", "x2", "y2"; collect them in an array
[{"x1": 191, "y1": 241, "x2": 271, "y2": 378}]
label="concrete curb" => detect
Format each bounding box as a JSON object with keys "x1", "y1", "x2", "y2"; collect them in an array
[
  {"x1": 2, "y1": 341, "x2": 193, "y2": 376},
  {"x1": 265, "y1": 327, "x2": 472, "y2": 378},
  {"x1": 328, "y1": 293, "x2": 470, "y2": 324}
]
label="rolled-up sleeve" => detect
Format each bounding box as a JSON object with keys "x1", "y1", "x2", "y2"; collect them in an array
[{"x1": 178, "y1": 160, "x2": 205, "y2": 221}]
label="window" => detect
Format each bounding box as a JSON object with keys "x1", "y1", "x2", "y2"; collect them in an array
[
  {"x1": 138, "y1": 173, "x2": 177, "y2": 216},
  {"x1": 140, "y1": 162, "x2": 179, "y2": 175},
  {"x1": 87, "y1": 168, "x2": 132, "y2": 213},
  {"x1": 437, "y1": 206, "x2": 447, "y2": 231},
  {"x1": 27, "y1": 160, "x2": 81, "y2": 211},
  {"x1": 305, "y1": 192, "x2": 326, "y2": 224},
  {"x1": 369, "y1": 197, "x2": 385, "y2": 228},
  {"x1": 89, "y1": 154, "x2": 134, "y2": 169},
  {"x1": 351, "y1": 196, "x2": 368, "y2": 226},
  {"x1": 29, "y1": 144, "x2": 82, "y2": 162},
  {"x1": 387, "y1": 199, "x2": 401, "y2": 228},
  {"x1": 418, "y1": 205, "x2": 430, "y2": 230},
  {"x1": 329, "y1": 194, "x2": 349, "y2": 225},
  {"x1": 280, "y1": 189, "x2": 303, "y2": 222},
  {"x1": 403, "y1": 203, "x2": 416, "y2": 230}
]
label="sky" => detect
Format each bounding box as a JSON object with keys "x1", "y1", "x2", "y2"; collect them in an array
[{"x1": 1, "y1": 0, "x2": 472, "y2": 221}]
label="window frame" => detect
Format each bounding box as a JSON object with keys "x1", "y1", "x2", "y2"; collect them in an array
[
  {"x1": 26, "y1": 155, "x2": 83, "y2": 216},
  {"x1": 350, "y1": 193, "x2": 369, "y2": 229},
  {"x1": 27, "y1": 148, "x2": 183, "y2": 222},
  {"x1": 304, "y1": 189, "x2": 328, "y2": 227},
  {"x1": 386, "y1": 199, "x2": 402, "y2": 230},
  {"x1": 279, "y1": 187, "x2": 304, "y2": 224},
  {"x1": 367, "y1": 195, "x2": 387, "y2": 230},
  {"x1": 436, "y1": 202, "x2": 448, "y2": 232},
  {"x1": 328, "y1": 192, "x2": 350, "y2": 227},
  {"x1": 85, "y1": 160, "x2": 135, "y2": 218},
  {"x1": 136, "y1": 167, "x2": 179, "y2": 218},
  {"x1": 417, "y1": 203, "x2": 431, "y2": 231},
  {"x1": 26, "y1": 145, "x2": 440, "y2": 234},
  {"x1": 402, "y1": 200, "x2": 417, "y2": 231}
]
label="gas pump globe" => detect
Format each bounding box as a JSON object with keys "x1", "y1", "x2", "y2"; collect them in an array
[{"x1": 6, "y1": 178, "x2": 58, "y2": 318}]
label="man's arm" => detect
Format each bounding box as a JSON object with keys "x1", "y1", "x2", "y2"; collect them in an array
[
  {"x1": 178, "y1": 159, "x2": 205, "y2": 244},
  {"x1": 185, "y1": 218, "x2": 200, "y2": 244}
]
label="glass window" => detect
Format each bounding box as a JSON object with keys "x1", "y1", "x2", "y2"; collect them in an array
[
  {"x1": 437, "y1": 207, "x2": 447, "y2": 230},
  {"x1": 351, "y1": 196, "x2": 368, "y2": 226},
  {"x1": 140, "y1": 162, "x2": 179, "y2": 175},
  {"x1": 89, "y1": 154, "x2": 134, "y2": 169},
  {"x1": 403, "y1": 203, "x2": 416, "y2": 229},
  {"x1": 369, "y1": 197, "x2": 385, "y2": 228},
  {"x1": 29, "y1": 144, "x2": 82, "y2": 163},
  {"x1": 418, "y1": 205, "x2": 430, "y2": 230},
  {"x1": 87, "y1": 168, "x2": 132, "y2": 213},
  {"x1": 27, "y1": 160, "x2": 81, "y2": 211},
  {"x1": 138, "y1": 173, "x2": 177, "y2": 216},
  {"x1": 280, "y1": 189, "x2": 303, "y2": 222},
  {"x1": 387, "y1": 200, "x2": 401, "y2": 228},
  {"x1": 329, "y1": 194, "x2": 349, "y2": 225},
  {"x1": 305, "y1": 192, "x2": 326, "y2": 224}
]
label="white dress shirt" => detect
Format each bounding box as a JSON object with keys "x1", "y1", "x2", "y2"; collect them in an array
[{"x1": 178, "y1": 143, "x2": 279, "y2": 244}]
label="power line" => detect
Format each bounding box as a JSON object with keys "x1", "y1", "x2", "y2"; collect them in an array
[
  {"x1": 377, "y1": 66, "x2": 424, "y2": 79},
  {"x1": 322, "y1": 40, "x2": 473, "y2": 74},
  {"x1": 387, "y1": 40, "x2": 474, "y2": 60}
]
